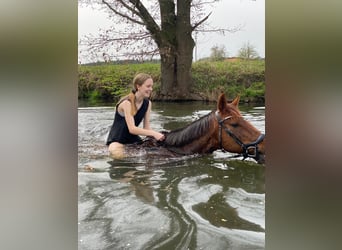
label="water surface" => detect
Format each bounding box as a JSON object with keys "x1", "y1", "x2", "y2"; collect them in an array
[{"x1": 78, "y1": 100, "x2": 265, "y2": 249}]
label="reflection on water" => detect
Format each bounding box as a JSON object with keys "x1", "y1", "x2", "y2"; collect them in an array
[{"x1": 78, "y1": 101, "x2": 265, "y2": 249}]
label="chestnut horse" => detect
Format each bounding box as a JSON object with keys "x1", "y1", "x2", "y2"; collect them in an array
[{"x1": 126, "y1": 93, "x2": 265, "y2": 164}]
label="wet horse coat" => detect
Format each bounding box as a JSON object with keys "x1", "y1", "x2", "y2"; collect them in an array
[{"x1": 129, "y1": 93, "x2": 265, "y2": 164}]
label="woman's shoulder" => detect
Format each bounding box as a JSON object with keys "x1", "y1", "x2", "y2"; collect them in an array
[
  {"x1": 116, "y1": 97, "x2": 131, "y2": 113},
  {"x1": 116, "y1": 96, "x2": 130, "y2": 106},
  {"x1": 118, "y1": 99, "x2": 131, "y2": 109}
]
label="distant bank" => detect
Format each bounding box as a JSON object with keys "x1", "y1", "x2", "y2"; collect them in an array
[{"x1": 78, "y1": 58, "x2": 265, "y2": 104}]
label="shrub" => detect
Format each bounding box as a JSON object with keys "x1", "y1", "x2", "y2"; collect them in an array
[{"x1": 78, "y1": 59, "x2": 265, "y2": 103}]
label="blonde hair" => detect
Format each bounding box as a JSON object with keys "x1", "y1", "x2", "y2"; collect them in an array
[{"x1": 117, "y1": 73, "x2": 152, "y2": 116}]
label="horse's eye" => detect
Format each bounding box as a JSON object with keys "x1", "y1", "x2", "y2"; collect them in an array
[{"x1": 231, "y1": 123, "x2": 239, "y2": 128}]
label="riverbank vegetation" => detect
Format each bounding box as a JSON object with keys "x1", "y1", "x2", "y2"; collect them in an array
[{"x1": 78, "y1": 59, "x2": 265, "y2": 104}]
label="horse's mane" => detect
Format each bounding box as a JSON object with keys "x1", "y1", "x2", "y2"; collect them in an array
[{"x1": 164, "y1": 111, "x2": 214, "y2": 147}]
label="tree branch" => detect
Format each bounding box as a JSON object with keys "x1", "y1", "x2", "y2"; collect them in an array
[
  {"x1": 192, "y1": 12, "x2": 212, "y2": 31},
  {"x1": 114, "y1": 0, "x2": 141, "y2": 17},
  {"x1": 102, "y1": 0, "x2": 145, "y2": 25},
  {"x1": 128, "y1": 0, "x2": 161, "y2": 41},
  {"x1": 196, "y1": 23, "x2": 243, "y2": 34}
]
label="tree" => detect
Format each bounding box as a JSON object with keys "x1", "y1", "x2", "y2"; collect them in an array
[
  {"x1": 238, "y1": 41, "x2": 259, "y2": 60},
  {"x1": 79, "y1": 0, "x2": 239, "y2": 100},
  {"x1": 210, "y1": 45, "x2": 227, "y2": 61}
]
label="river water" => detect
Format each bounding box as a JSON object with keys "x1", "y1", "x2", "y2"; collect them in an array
[{"x1": 78, "y1": 100, "x2": 265, "y2": 250}]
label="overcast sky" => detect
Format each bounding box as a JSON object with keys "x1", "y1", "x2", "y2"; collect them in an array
[{"x1": 78, "y1": 0, "x2": 264, "y2": 63}]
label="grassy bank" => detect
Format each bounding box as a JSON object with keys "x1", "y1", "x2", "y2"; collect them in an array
[{"x1": 78, "y1": 59, "x2": 265, "y2": 104}]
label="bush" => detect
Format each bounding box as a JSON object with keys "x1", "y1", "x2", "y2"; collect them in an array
[
  {"x1": 78, "y1": 63, "x2": 160, "y2": 102},
  {"x1": 191, "y1": 59, "x2": 265, "y2": 102},
  {"x1": 78, "y1": 59, "x2": 265, "y2": 104}
]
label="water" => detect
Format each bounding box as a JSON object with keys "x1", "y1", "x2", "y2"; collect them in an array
[{"x1": 78, "y1": 100, "x2": 265, "y2": 250}]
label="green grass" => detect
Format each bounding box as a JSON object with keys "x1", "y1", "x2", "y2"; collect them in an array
[{"x1": 78, "y1": 59, "x2": 265, "y2": 103}]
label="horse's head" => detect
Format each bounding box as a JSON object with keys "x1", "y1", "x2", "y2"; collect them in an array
[{"x1": 216, "y1": 93, "x2": 266, "y2": 164}]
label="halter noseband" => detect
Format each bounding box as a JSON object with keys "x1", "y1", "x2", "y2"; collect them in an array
[{"x1": 215, "y1": 111, "x2": 265, "y2": 161}]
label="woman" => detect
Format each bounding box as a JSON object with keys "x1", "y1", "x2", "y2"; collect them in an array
[{"x1": 106, "y1": 73, "x2": 165, "y2": 158}]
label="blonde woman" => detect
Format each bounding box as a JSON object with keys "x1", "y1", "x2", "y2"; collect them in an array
[{"x1": 106, "y1": 73, "x2": 165, "y2": 158}]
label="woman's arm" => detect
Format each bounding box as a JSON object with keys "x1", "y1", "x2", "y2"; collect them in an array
[
  {"x1": 143, "y1": 100, "x2": 152, "y2": 130},
  {"x1": 121, "y1": 100, "x2": 164, "y2": 140}
]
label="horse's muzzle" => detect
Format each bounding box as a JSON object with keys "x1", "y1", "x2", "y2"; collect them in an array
[{"x1": 256, "y1": 153, "x2": 265, "y2": 164}]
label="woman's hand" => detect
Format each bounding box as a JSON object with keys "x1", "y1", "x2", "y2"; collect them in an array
[{"x1": 153, "y1": 131, "x2": 165, "y2": 141}]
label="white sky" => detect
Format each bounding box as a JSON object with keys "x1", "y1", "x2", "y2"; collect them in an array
[{"x1": 78, "y1": 0, "x2": 264, "y2": 63}]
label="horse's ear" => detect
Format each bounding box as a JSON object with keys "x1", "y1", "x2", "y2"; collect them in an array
[
  {"x1": 231, "y1": 95, "x2": 240, "y2": 107},
  {"x1": 217, "y1": 93, "x2": 228, "y2": 112}
]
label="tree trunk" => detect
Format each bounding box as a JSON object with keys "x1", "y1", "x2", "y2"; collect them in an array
[
  {"x1": 159, "y1": 46, "x2": 177, "y2": 99},
  {"x1": 175, "y1": 0, "x2": 195, "y2": 99},
  {"x1": 157, "y1": 0, "x2": 177, "y2": 100},
  {"x1": 154, "y1": 0, "x2": 199, "y2": 101}
]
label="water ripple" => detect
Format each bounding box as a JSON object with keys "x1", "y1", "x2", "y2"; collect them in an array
[{"x1": 78, "y1": 102, "x2": 265, "y2": 249}]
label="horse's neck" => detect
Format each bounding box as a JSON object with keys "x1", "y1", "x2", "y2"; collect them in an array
[
  {"x1": 164, "y1": 112, "x2": 219, "y2": 154},
  {"x1": 180, "y1": 135, "x2": 218, "y2": 154}
]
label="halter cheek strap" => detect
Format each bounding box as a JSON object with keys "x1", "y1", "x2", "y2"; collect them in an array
[{"x1": 215, "y1": 111, "x2": 265, "y2": 161}]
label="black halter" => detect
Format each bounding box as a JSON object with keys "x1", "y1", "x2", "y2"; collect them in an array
[{"x1": 215, "y1": 111, "x2": 265, "y2": 161}]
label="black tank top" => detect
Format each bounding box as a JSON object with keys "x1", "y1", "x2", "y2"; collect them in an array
[{"x1": 106, "y1": 98, "x2": 149, "y2": 145}]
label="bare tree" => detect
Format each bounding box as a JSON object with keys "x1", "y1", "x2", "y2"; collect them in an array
[
  {"x1": 79, "y1": 0, "x2": 239, "y2": 100},
  {"x1": 238, "y1": 41, "x2": 259, "y2": 60},
  {"x1": 210, "y1": 45, "x2": 227, "y2": 61}
]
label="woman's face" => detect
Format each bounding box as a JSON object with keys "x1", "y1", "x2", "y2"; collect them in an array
[{"x1": 138, "y1": 78, "x2": 153, "y2": 98}]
